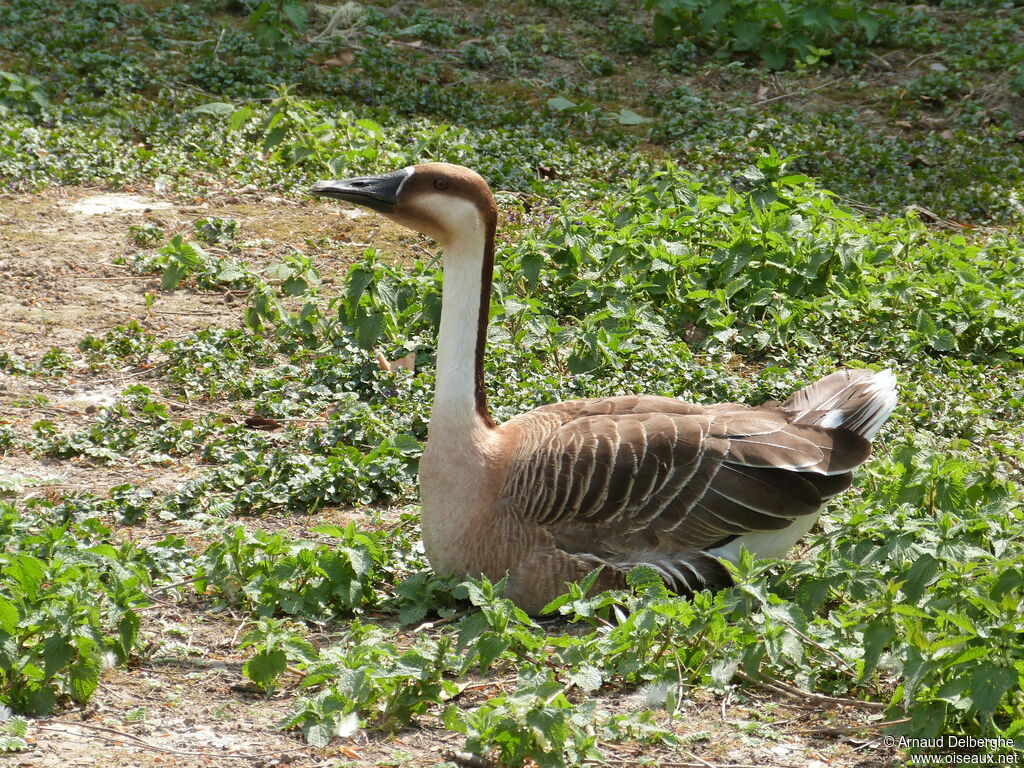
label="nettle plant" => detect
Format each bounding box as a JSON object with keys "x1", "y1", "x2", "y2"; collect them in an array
[
  {"x1": 0, "y1": 503, "x2": 150, "y2": 713},
  {"x1": 486, "y1": 154, "x2": 1020, "y2": 372},
  {"x1": 195, "y1": 523, "x2": 386, "y2": 620},
  {"x1": 644, "y1": 0, "x2": 883, "y2": 68},
  {"x1": 193, "y1": 89, "x2": 406, "y2": 176}
]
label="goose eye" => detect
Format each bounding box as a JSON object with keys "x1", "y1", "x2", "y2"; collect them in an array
[{"x1": 432, "y1": 177, "x2": 450, "y2": 191}]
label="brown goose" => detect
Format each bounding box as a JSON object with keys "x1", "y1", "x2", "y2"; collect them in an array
[{"x1": 312, "y1": 163, "x2": 897, "y2": 614}]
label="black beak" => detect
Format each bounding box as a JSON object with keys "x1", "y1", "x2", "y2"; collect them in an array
[{"x1": 310, "y1": 168, "x2": 410, "y2": 213}]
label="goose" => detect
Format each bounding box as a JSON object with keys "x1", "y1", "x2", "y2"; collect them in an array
[{"x1": 311, "y1": 163, "x2": 897, "y2": 614}]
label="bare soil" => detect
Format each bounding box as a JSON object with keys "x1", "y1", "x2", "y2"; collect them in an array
[{"x1": 0, "y1": 189, "x2": 903, "y2": 767}]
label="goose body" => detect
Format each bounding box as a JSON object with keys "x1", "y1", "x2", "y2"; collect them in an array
[{"x1": 312, "y1": 164, "x2": 897, "y2": 614}]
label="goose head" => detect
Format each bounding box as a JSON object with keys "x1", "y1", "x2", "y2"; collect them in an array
[{"x1": 311, "y1": 162, "x2": 497, "y2": 249}]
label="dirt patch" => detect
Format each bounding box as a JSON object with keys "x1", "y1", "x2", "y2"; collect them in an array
[
  {"x1": 0, "y1": 186, "x2": 414, "y2": 490},
  {"x1": 0, "y1": 186, "x2": 410, "y2": 361},
  {"x1": 0, "y1": 188, "x2": 226, "y2": 359},
  {"x1": 64, "y1": 193, "x2": 174, "y2": 216},
  {"x1": 24, "y1": 623, "x2": 904, "y2": 768}
]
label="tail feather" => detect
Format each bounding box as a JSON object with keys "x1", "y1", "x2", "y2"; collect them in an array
[
  {"x1": 783, "y1": 369, "x2": 897, "y2": 440},
  {"x1": 615, "y1": 550, "x2": 734, "y2": 596}
]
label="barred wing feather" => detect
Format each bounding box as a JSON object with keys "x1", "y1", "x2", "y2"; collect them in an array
[{"x1": 496, "y1": 390, "x2": 877, "y2": 595}]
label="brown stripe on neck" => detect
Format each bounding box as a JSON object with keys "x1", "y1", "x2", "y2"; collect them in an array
[{"x1": 475, "y1": 214, "x2": 497, "y2": 428}]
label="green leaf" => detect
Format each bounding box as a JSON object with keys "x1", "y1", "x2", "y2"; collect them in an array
[
  {"x1": 346, "y1": 267, "x2": 374, "y2": 310},
  {"x1": 161, "y1": 262, "x2": 188, "y2": 291},
  {"x1": 190, "y1": 102, "x2": 235, "y2": 117},
  {"x1": 547, "y1": 96, "x2": 577, "y2": 112},
  {"x1": 355, "y1": 312, "x2": 383, "y2": 349},
  {"x1": 4, "y1": 555, "x2": 45, "y2": 600},
  {"x1": 456, "y1": 611, "x2": 489, "y2": 652},
  {"x1": 475, "y1": 633, "x2": 510, "y2": 669},
  {"x1": 861, "y1": 621, "x2": 895, "y2": 682},
  {"x1": 569, "y1": 665, "x2": 602, "y2": 692},
  {"x1": 968, "y1": 663, "x2": 1018, "y2": 720},
  {"x1": 441, "y1": 705, "x2": 466, "y2": 733},
  {"x1": 613, "y1": 109, "x2": 651, "y2": 125},
  {"x1": 30, "y1": 88, "x2": 50, "y2": 109},
  {"x1": 282, "y1": 276, "x2": 308, "y2": 296},
  {"x1": 244, "y1": 648, "x2": 288, "y2": 689},
  {"x1": 701, "y1": 0, "x2": 730, "y2": 30},
  {"x1": 116, "y1": 613, "x2": 141, "y2": 661},
  {"x1": 391, "y1": 434, "x2": 422, "y2": 454},
  {"x1": 262, "y1": 123, "x2": 289, "y2": 152},
  {"x1": 282, "y1": 1, "x2": 307, "y2": 30},
  {"x1": 355, "y1": 118, "x2": 383, "y2": 136},
  {"x1": 928, "y1": 328, "x2": 957, "y2": 352},
  {"x1": 215, "y1": 262, "x2": 247, "y2": 283},
  {"x1": 626, "y1": 565, "x2": 668, "y2": 595},
  {"x1": 652, "y1": 12, "x2": 674, "y2": 43},
  {"x1": 26, "y1": 687, "x2": 57, "y2": 715},
  {"x1": 521, "y1": 252, "x2": 544, "y2": 287},
  {"x1": 302, "y1": 718, "x2": 335, "y2": 747},
  {"x1": 228, "y1": 105, "x2": 254, "y2": 131},
  {"x1": 0, "y1": 597, "x2": 18, "y2": 634},
  {"x1": 858, "y1": 14, "x2": 879, "y2": 42},
  {"x1": 901, "y1": 554, "x2": 939, "y2": 604},
  {"x1": 43, "y1": 635, "x2": 74, "y2": 678},
  {"x1": 244, "y1": 305, "x2": 262, "y2": 331},
  {"x1": 69, "y1": 638, "x2": 101, "y2": 703}
]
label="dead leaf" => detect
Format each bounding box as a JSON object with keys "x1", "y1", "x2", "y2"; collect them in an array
[
  {"x1": 244, "y1": 415, "x2": 283, "y2": 431},
  {"x1": 377, "y1": 349, "x2": 416, "y2": 373},
  {"x1": 322, "y1": 51, "x2": 355, "y2": 67},
  {"x1": 536, "y1": 164, "x2": 561, "y2": 180}
]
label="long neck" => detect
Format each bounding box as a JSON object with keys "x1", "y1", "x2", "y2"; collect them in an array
[{"x1": 430, "y1": 216, "x2": 496, "y2": 438}]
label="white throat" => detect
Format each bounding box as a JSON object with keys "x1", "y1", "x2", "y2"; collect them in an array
[
  {"x1": 428, "y1": 200, "x2": 492, "y2": 442},
  {"x1": 409, "y1": 176, "x2": 502, "y2": 579}
]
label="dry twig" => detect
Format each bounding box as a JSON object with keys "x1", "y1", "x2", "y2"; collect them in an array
[
  {"x1": 796, "y1": 717, "x2": 912, "y2": 736},
  {"x1": 449, "y1": 750, "x2": 498, "y2": 768},
  {"x1": 734, "y1": 671, "x2": 888, "y2": 711},
  {"x1": 586, "y1": 760, "x2": 770, "y2": 768},
  {"x1": 751, "y1": 76, "x2": 846, "y2": 107},
  {"x1": 37, "y1": 721, "x2": 313, "y2": 761}
]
